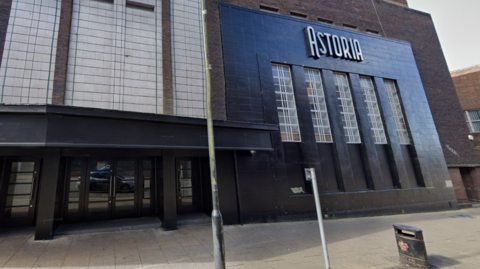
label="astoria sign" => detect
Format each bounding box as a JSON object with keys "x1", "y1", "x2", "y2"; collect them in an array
[{"x1": 305, "y1": 26, "x2": 364, "y2": 61}]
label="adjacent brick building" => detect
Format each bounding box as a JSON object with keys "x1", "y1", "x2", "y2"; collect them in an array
[
  {"x1": 0, "y1": 0, "x2": 471, "y2": 239},
  {"x1": 451, "y1": 65, "x2": 480, "y2": 203}
]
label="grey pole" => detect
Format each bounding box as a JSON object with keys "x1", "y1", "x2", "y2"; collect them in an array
[
  {"x1": 307, "y1": 168, "x2": 331, "y2": 269},
  {"x1": 201, "y1": 1, "x2": 226, "y2": 268}
]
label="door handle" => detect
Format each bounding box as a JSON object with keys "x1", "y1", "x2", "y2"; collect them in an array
[
  {"x1": 113, "y1": 175, "x2": 116, "y2": 197},
  {"x1": 110, "y1": 176, "x2": 113, "y2": 197}
]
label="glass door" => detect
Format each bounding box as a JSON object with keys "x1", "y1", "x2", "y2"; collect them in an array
[
  {"x1": 84, "y1": 159, "x2": 139, "y2": 221},
  {"x1": 85, "y1": 159, "x2": 113, "y2": 221},
  {"x1": 176, "y1": 158, "x2": 202, "y2": 214},
  {"x1": 112, "y1": 159, "x2": 137, "y2": 219},
  {"x1": 0, "y1": 158, "x2": 41, "y2": 227}
]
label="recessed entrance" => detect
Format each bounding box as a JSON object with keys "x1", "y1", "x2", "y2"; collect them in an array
[
  {"x1": 176, "y1": 158, "x2": 203, "y2": 215},
  {"x1": 0, "y1": 158, "x2": 41, "y2": 227},
  {"x1": 63, "y1": 158, "x2": 154, "y2": 223}
]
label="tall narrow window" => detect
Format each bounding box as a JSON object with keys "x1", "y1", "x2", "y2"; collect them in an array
[
  {"x1": 384, "y1": 80, "x2": 410, "y2": 144},
  {"x1": 465, "y1": 110, "x2": 480, "y2": 133},
  {"x1": 334, "y1": 73, "x2": 361, "y2": 143},
  {"x1": 272, "y1": 64, "x2": 301, "y2": 142},
  {"x1": 305, "y1": 69, "x2": 332, "y2": 142},
  {"x1": 360, "y1": 76, "x2": 387, "y2": 144}
]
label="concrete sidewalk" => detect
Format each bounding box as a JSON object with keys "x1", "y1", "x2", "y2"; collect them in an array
[{"x1": 0, "y1": 207, "x2": 479, "y2": 269}]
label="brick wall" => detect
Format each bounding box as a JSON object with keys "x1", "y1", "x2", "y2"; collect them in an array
[
  {"x1": 452, "y1": 67, "x2": 480, "y2": 161},
  {"x1": 206, "y1": 0, "x2": 479, "y2": 165},
  {"x1": 449, "y1": 167, "x2": 468, "y2": 201},
  {"x1": 468, "y1": 168, "x2": 480, "y2": 202},
  {"x1": 452, "y1": 67, "x2": 480, "y2": 111},
  {"x1": 52, "y1": 0, "x2": 73, "y2": 105}
]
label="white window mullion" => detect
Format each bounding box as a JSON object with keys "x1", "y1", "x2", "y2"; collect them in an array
[{"x1": 272, "y1": 64, "x2": 301, "y2": 142}]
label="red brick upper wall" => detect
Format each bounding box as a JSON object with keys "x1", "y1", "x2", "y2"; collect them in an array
[{"x1": 452, "y1": 66, "x2": 480, "y2": 111}]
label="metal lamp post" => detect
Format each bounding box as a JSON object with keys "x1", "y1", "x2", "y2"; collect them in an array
[{"x1": 201, "y1": 0, "x2": 226, "y2": 268}]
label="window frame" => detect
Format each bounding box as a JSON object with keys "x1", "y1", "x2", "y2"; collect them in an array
[
  {"x1": 333, "y1": 72, "x2": 361, "y2": 144},
  {"x1": 304, "y1": 68, "x2": 333, "y2": 143},
  {"x1": 272, "y1": 64, "x2": 302, "y2": 142},
  {"x1": 359, "y1": 76, "x2": 387, "y2": 144},
  {"x1": 465, "y1": 110, "x2": 480, "y2": 133}
]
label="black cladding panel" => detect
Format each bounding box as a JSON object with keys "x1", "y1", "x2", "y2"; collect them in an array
[{"x1": 219, "y1": 4, "x2": 451, "y2": 187}]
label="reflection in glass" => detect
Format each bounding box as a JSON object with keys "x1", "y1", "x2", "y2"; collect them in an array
[
  {"x1": 90, "y1": 161, "x2": 110, "y2": 171},
  {"x1": 6, "y1": 195, "x2": 30, "y2": 207},
  {"x1": 182, "y1": 197, "x2": 192, "y2": 206},
  {"x1": 144, "y1": 189, "x2": 150, "y2": 199},
  {"x1": 115, "y1": 173, "x2": 135, "y2": 192},
  {"x1": 88, "y1": 202, "x2": 108, "y2": 212},
  {"x1": 70, "y1": 171, "x2": 81, "y2": 181},
  {"x1": 144, "y1": 180, "x2": 150, "y2": 189},
  {"x1": 116, "y1": 192, "x2": 135, "y2": 201},
  {"x1": 68, "y1": 203, "x2": 79, "y2": 213},
  {"x1": 69, "y1": 192, "x2": 80, "y2": 202},
  {"x1": 143, "y1": 199, "x2": 151, "y2": 209},
  {"x1": 115, "y1": 200, "x2": 135, "y2": 211},
  {"x1": 69, "y1": 182, "x2": 81, "y2": 191},
  {"x1": 116, "y1": 161, "x2": 135, "y2": 171},
  {"x1": 89, "y1": 192, "x2": 108, "y2": 202},
  {"x1": 143, "y1": 160, "x2": 152, "y2": 170},
  {"x1": 71, "y1": 160, "x2": 83, "y2": 171},
  {"x1": 5, "y1": 207, "x2": 29, "y2": 218},
  {"x1": 181, "y1": 178, "x2": 192, "y2": 188},
  {"x1": 11, "y1": 162, "x2": 34, "y2": 172},
  {"x1": 9, "y1": 173, "x2": 33, "y2": 183},
  {"x1": 8, "y1": 184, "x2": 32, "y2": 195}
]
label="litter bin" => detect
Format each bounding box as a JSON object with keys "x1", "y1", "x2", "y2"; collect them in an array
[{"x1": 393, "y1": 224, "x2": 429, "y2": 268}]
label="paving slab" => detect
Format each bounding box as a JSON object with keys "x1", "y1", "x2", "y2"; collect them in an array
[{"x1": 1, "y1": 207, "x2": 480, "y2": 268}]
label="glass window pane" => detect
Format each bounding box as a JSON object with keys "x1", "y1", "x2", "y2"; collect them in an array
[
  {"x1": 384, "y1": 80, "x2": 410, "y2": 144},
  {"x1": 6, "y1": 195, "x2": 30, "y2": 207},
  {"x1": 11, "y1": 162, "x2": 35, "y2": 173},
  {"x1": 90, "y1": 161, "x2": 111, "y2": 171},
  {"x1": 68, "y1": 203, "x2": 79, "y2": 213},
  {"x1": 143, "y1": 199, "x2": 151, "y2": 209},
  {"x1": 181, "y1": 197, "x2": 192, "y2": 206},
  {"x1": 144, "y1": 180, "x2": 150, "y2": 189},
  {"x1": 360, "y1": 76, "x2": 387, "y2": 144},
  {"x1": 144, "y1": 188, "x2": 151, "y2": 199},
  {"x1": 69, "y1": 181, "x2": 81, "y2": 191},
  {"x1": 115, "y1": 200, "x2": 135, "y2": 211},
  {"x1": 70, "y1": 171, "x2": 82, "y2": 181},
  {"x1": 143, "y1": 160, "x2": 152, "y2": 170},
  {"x1": 334, "y1": 73, "x2": 361, "y2": 143},
  {"x1": 70, "y1": 160, "x2": 83, "y2": 171},
  {"x1": 116, "y1": 161, "x2": 135, "y2": 171},
  {"x1": 89, "y1": 192, "x2": 108, "y2": 202},
  {"x1": 272, "y1": 64, "x2": 301, "y2": 142},
  {"x1": 5, "y1": 207, "x2": 29, "y2": 218},
  {"x1": 88, "y1": 202, "x2": 108, "y2": 212},
  {"x1": 9, "y1": 173, "x2": 33, "y2": 183},
  {"x1": 8, "y1": 184, "x2": 32, "y2": 195},
  {"x1": 69, "y1": 192, "x2": 80, "y2": 202}
]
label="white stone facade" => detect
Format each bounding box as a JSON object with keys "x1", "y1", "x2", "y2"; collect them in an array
[
  {"x1": 171, "y1": 0, "x2": 206, "y2": 118},
  {"x1": 0, "y1": 0, "x2": 61, "y2": 104},
  {"x1": 65, "y1": 0, "x2": 163, "y2": 114}
]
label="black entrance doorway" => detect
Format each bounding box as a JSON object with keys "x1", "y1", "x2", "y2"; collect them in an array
[
  {"x1": 176, "y1": 158, "x2": 203, "y2": 214},
  {"x1": 0, "y1": 158, "x2": 41, "y2": 227},
  {"x1": 63, "y1": 158, "x2": 154, "y2": 223}
]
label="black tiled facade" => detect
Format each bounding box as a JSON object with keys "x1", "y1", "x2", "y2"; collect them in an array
[{"x1": 221, "y1": 4, "x2": 457, "y2": 220}]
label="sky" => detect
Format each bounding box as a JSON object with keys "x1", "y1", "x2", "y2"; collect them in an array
[{"x1": 407, "y1": 0, "x2": 480, "y2": 72}]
